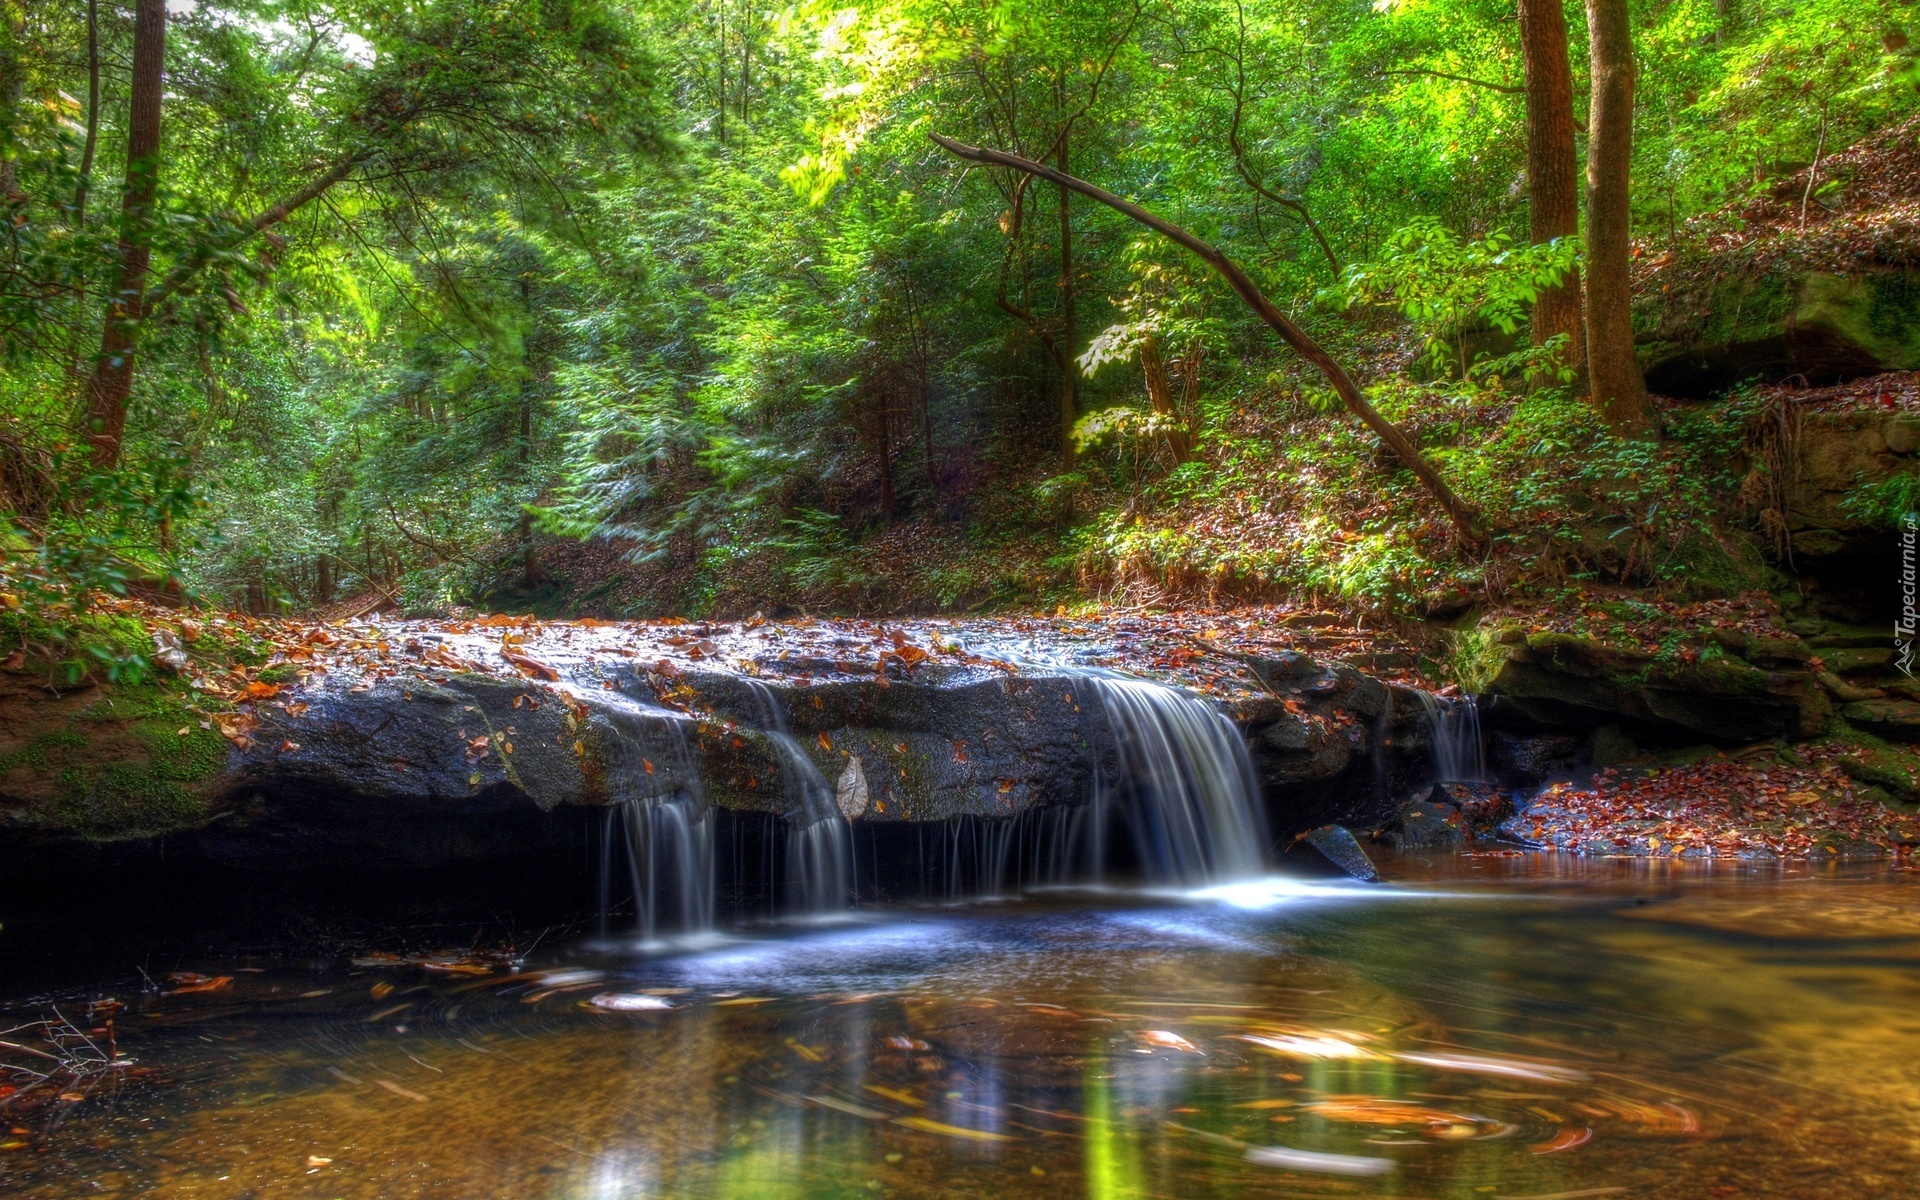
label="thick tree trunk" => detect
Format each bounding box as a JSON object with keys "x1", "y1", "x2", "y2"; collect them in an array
[
  {"x1": 932, "y1": 135, "x2": 1486, "y2": 545},
  {"x1": 1518, "y1": 0, "x2": 1586, "y2": 375},
  {"x1": 81, "y1": 0, "x2": 166, "y2": 469},
  {"x1": 1139, "y1": 334, "x2": 1189, "y2": 464},
  {"x1": 1583, "y1": 0, "x2": 1652, "y2": 434}
]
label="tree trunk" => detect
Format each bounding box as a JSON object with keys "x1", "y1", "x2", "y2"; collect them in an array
[
  {"x1": 1056, "y1": 129, "x2": 1077, "y2": 466},
  {"x1": 1583, "y1": 0, "x2": 1652, "y2": 434},
  {"x1": 0, "y1": 8, "x2": 23, "y2": 201},
  {"x1": 81, "y1": 0, "x2": 166, "y2": 469},
  {"x1": 1139, "y1": 334, "x2": 1189, "y2": 464},
  {"x1": 316, "y1": 553, "x2": 333, "y2": 603},
  {"x1": 875, "y1": 391, "x2": 896, "y2": 521},
  {"x1": 1518, "y1": 0, "x2": 1585, "y2": 375},
  {"x1": 933, "y1": 134, "x2": 1486, "y2": 546},
  {"x1": 66, "y1": 0, "x2": 103, "y2": 384}
]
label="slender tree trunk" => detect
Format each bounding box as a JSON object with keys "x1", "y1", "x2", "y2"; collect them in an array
[
  {"x1": 1583, "y1": 0, "x2": 1652, "y2": 434},
  {"x1": 875, "y1": 392, "x2": 896, "y2": 521},
  {"x1": 81, "y1": 0, "x2": 166, "y2": 469},
  {"x1": 1518, "y1": 0, "x2": 1586, "y2": 375},
  {"x1": 519, "y1": 391, "x2": 544, "y2": 588},
  {"x1": 66, "y1": 0, "x2": 102, "y2": 384},
  {"x1": 933, "y1": 134, "x2": 1486, "y2": 545},
  {"x1": 316, "y1": 553, "x2": 333, "y2": 603},
  {"x1": 0, "y1": 8, "x2": 23, "y2": 201},
  {"x1": 715, "y1": 1, "x2": 727, "y2": 145},
  {"x1": 1139, "y1": 334, "x2": 1189, "y2": 464},
  {"x1": 1056, "y1": 129, "x2": 1077, "y2": 465}
]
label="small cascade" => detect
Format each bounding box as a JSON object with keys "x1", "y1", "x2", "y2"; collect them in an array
[
  {"x1": 592, "y1": 695, "x2": 717, "y2": 941},
  {"x1": 1416, "y1": 691, "x2": 1485, "y2": 783},
  {"x1": 740, "y1": 681, "x2": 854, "y2": 916},
  {"x1": 1087, "y1": 675, "x2": 1269, "y2": 885},
  {"x1": 602, "y1": 795, "x2": 714, "y2": 941}
]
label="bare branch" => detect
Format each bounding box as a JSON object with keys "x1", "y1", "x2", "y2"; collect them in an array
[{"x1": 932, "y1": 133, "x2": 1485, "y2": 545}]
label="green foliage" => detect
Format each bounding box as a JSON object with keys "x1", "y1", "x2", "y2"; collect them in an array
[
  {"x1": 1841, "y1": 472, "x2": 1920, "y2": 530},
  {"x1": 0, "y1": 0, "x2": 1902, "y2": 621},
  {"x1": 1336, "y1": 218, "x2": 1579, "y2": 378}
]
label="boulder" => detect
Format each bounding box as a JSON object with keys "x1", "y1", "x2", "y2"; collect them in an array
[
  {"x1": 1376, "y1": 797, "x2": 1466, "y2": 851},
  {"x1": 1642, "y1": 269, "x2": 1920, "y2": 398},
  {"x1": 1841, "y1": 699, "x2": 1920, "y2": 743},
  {"x1": 1294, "y1": 825, "x2": 1380, "y2": 882},
  {"x1": 1475, "y1": 630, "x2": 1832, "y2": 743}
]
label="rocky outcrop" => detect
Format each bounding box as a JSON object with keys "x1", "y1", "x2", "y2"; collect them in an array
[
  {"x1": 1472, "y1": 627, "x2": 1832, "y2": 743},
  {"x1": 1642, "y1": 269, "x2": 1920, "y2": 398},
  {"x1": 1, "y1": 618, "x2": 1434, "y2": 867}
]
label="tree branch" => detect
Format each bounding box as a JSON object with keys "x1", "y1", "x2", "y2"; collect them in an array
[
  {"x1": 145, "y1": 149, "x2": 366, "y2": 315},
  {"x1": 1383, "y1": 67, "x2": 1524, "y2": 94},
  {"x1": 933, "y1": 133, "x2": 1485, "y2": 546}
]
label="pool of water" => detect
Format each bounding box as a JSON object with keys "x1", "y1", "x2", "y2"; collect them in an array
[{"x1": 5, "y1": 855, "x2": 1919, "y2": 1198}]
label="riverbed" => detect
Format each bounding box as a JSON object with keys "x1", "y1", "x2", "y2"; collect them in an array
[{"x1": 4, "y1": 856, "x2": 1917, "y2": 1198}]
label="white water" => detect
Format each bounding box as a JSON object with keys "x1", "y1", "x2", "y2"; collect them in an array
[
  {"x1": 1086, "y1": 674, "x2": 1269, "y2": 885},
  {"x1": 584, "y1": 656, "x2": 1271, "y2": 930},
  {"x1": 1416, "y1": 691, "x2": 1485, "y2": 783},
  {"x1": 740, "y1": 680, "x2": 854, "y2": 916},
  {"x1": 592, "y1": 696, "x2": 716, "y2": 941}
]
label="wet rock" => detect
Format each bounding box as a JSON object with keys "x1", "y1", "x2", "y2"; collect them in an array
[
  {"x1": 1433, "y1": 781, "x2": 1515, "y2": 833},
  {"x1": 1491, "y1": 732, "x2": 1580, "y2": 781},
  {"x1": 1296, "y1": 825, "x2": 1379, "y2": 882},
  {"x1": 1377, "y1": 797, "x2": 1466, "y2": 851}
]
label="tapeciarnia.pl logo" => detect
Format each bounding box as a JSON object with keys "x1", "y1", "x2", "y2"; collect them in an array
[{"x1": 1900, "y1": 511, "x2": 1917, "y2": 678}]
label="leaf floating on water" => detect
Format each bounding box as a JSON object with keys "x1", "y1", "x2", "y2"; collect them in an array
[
  {"x1": 1392, "y1": 1051, "x2": 1589, "y2": 1084},
  {"x1": 166, "y1": 973, "x2": 232, "y2": 995},
  {"x1": 1234, "y1": 1033, "x2": 1379, "y2": 1061},
  {"x1": 585, "y1": 993, "x2": 673, "y2": 1013},
  {"x1": 713, "y1": 997, "x2": 775, "y2": 1006},
  {"x1": 1529, "y1": 1126, "x2": 1594, "y2": 1154},
  {"x1": 1243, "y1": 1145, "x2": 1395, "y2": 1176},
  {"x1": 376, "y1": 1080, "x2": 429, "y2": 1103},
  {"x1": 807, "y1": 1094, "x2": 889, "y2": 1119},
  {"x1": 865, "y1": 1084, "x2": 926, "y2": 1107},
  {"x1": 893, "y1": 1116, "x2": 1015, "y2": 1143},
  {"x1": 1139, "y1": 1030, "x2": 1202, "y2": 1053}
]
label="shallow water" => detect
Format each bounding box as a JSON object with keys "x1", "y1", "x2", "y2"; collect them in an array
[{"x1": 6, "y1": 856, "x2": 1920, "y2": 1198}]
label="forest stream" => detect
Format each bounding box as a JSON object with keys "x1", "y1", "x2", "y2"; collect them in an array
[{"x1": 5, "y1": 858, "x2": 1920, "y2": 1199}]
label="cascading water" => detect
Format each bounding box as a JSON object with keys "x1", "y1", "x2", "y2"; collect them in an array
[
  {"x1": 1416, "y1": 691, "x2": 1485, "y2": 783},
  {"x1": 740, "y1": 680, "x2": 854, "y2": 916},
  {"x1": 1084, "y1": 674, "x2": 1269, "y2": 885},
  {"x1": 592, "y1": 695, "x2": 717, "y2": 942}
]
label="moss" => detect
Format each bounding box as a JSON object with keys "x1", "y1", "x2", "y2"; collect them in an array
[
  {"x1": 0, "y1": 730, "x2": 89, "y2": 775},
  {"x1": 12, "y1": 683, "x2": 230, "y2": 840},
  {"x1": 256, "y1": 664, "x2": 298, "y2": 684},
  {"x1": 1824, "y1": 723, "x2": 1920, "y2": 801},
  {"x1": 1449, "y1": 626, "x2": 1509, "y2": 693}
]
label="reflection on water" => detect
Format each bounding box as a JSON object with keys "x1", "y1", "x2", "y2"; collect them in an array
[{"x1": 6, "y1": 857, "x2": 1920, "y2": 1198}]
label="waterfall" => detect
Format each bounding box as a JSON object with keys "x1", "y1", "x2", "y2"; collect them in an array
[
  {"x1": 602, "y1": 794, "x2": 714, "y2": 941},
  {"x1": 1416, "y1": 691, "x2": 1485, "y2": 783},
  {"x1": 1086, "y1": 675, "x2": 1269, "y2": 885},
  {"x1": 740, "y1": 681, "x2": 854, "y2": 916},
  {"x1": 592, "y1": 695, "x2": 716, "y2": 941}
]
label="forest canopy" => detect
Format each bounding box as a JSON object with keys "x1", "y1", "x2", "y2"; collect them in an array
[{"x1": 1, "y1": 0, "x2": 1914, "y2": 627}]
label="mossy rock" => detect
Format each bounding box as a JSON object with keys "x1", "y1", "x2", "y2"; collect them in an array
[
  {"x1": 0, "y1": 679, "x2": 231, "y2": 839},
  {"x1": 1644, "y1": 268, "x2": 1920, "y2": 398}
]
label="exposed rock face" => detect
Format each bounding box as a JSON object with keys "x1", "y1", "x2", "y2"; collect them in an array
[
  {"x1": 1642, "y1": 270, "x2": 1920, "y2": 398},
  {"x1": 1780, "y1": 406, "x2": 1919, "y2": 567},
  {"x1": 1475, "y1": 628, "x2": 1832, "y2": 743},
  {"x1": 2, "y1": 618, "x2": 1435, "y2": 868}
]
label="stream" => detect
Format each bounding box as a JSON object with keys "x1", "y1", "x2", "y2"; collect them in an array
[{"x1": 5, "y1": 856, "x2": 1917, "y2": 1198}]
